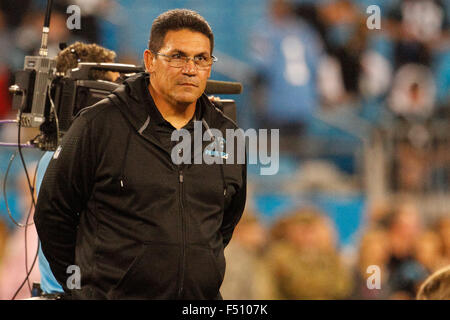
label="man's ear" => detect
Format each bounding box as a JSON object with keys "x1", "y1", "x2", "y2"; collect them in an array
[{"x1": 143, "y1": 49, "x2": 155, "y2": 73}]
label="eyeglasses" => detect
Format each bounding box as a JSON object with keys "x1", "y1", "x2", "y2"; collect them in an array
[{"x1": 154, "y1": 52, "x2": 218, "y2": 69}]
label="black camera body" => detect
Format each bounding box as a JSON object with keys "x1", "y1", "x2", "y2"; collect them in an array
[
  {"x1": 11, "y1": 56, "x2": 56, "y2": 127},
  {"x1": 9, "y1": 59, "x2": 143, "y2": 151}
]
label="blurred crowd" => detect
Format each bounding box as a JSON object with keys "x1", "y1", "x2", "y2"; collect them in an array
[
  {"x1": 249, "y1": 0, "x2": 450, "y2": 190},
  {"x1": 235, "y1": 0, "x2": 450, "y2": 299},
  {"x1": 221, "y1": 202, "x2": 450, "y2": 299},
  {"x1": 0, "y1": 0, "x2": 449, "y2": 299}
]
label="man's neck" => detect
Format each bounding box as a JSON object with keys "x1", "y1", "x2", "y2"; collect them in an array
[{"x1": 148, "y1": 83, "x2": 196, "y2": 130}]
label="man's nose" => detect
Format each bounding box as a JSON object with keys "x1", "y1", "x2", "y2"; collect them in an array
[{"x1": 181, "y1": 59, "x2": 198, "y2": 75}]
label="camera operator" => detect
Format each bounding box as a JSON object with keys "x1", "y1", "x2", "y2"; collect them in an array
[{"x1": 35, "y1": 41, "x2": 117, "y2": 298}]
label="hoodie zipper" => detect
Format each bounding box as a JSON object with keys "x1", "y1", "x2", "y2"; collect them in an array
[{"x1": 177, "y1": 168, "x2": 186, "y2": 298}]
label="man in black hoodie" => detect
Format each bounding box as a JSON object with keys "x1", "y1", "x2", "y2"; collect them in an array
[{"x1": 34, "y1": 9, "x2": 247, "y2": 300}]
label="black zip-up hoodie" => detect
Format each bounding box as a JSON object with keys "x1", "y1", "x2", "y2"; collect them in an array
[{"x1": 34, "y1": 72, "x2": 247, "y2": 299}]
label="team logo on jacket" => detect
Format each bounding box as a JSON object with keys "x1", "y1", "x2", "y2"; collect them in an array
[
  {"x1": 204, "y1": 137, "x2": 228, "y2": 159},
  {"x1": 171, "y1": 120, "x2": 280, "y2": 175}
]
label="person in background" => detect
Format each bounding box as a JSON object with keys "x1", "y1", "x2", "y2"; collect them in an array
[
  {"x1": 386, "y1": 201, "x2": 428, "y2": 299},
  {"x1": 55, "y1": 41, "x2": 118, "y2": 81},
  {"x1": 351, "y1": 228, "x2": 392, "y2": 299},
  {"x1": 264, "y1": 207, "x2": 353, "y2": 299},
  {"x1": 437, "y1": 216, "x2": 450, "y2": 265},
  {"x1": 414, "y1": 229, "x2": 447, "y2": 273},
  {"x1": 35, "y1": 41, "x2": 117, "y2": 297},
  {"x1": 220, "y1": 210, "x2": 275, "y2": 299},
  {"x1": 250, "y1": 0, "x2": 324, "y2": 154},
  {"x1": 0, "y1": 170, "x2": 41, "y2": 299},
  {"x1": 416, "y1": 265, "x2": 450, "y2": 300}
]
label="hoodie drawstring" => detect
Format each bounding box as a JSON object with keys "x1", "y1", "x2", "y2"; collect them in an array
[{"x1": 119, "y1": 127, "x2": 132, "y2": 191}]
